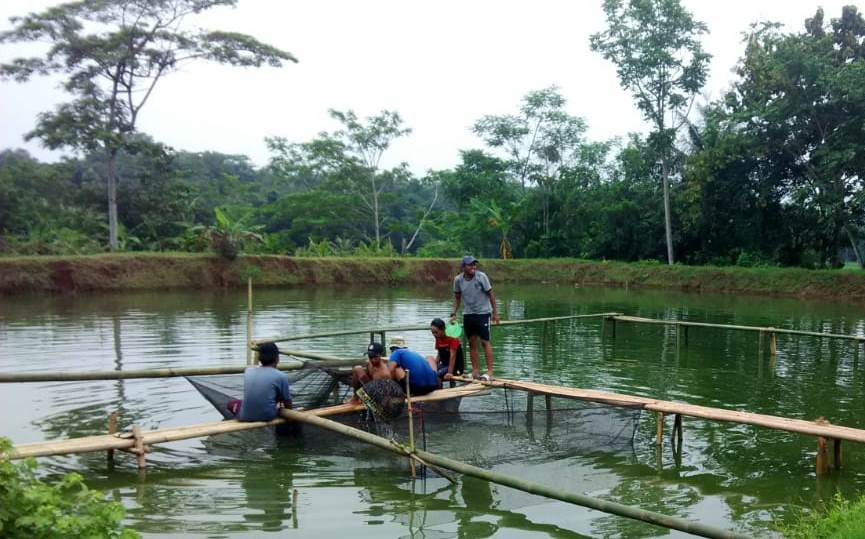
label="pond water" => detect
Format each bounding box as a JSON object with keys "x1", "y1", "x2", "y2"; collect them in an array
[{"x1": 2, "y1": 284, "x2": 865, "y2": 538}]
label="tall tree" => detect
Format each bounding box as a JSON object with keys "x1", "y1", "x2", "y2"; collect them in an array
[
  {"x1": 726, "y1": 7, "x2": 865, "y2": 267},
  {"x1": 591, "y1": 0, "x2": 711, "y2": 264},
  {"x1": 0, "y1": 0, "x2": 296, "y2": 250},
  {"x1": 473, "y1": 87, "x2": 587, "y2": 239}
]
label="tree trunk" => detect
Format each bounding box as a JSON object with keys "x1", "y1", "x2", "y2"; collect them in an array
[
  {"x1": 662, "y1": 158, "x2": 675, "y2": 265},
  {"x1": 107, "y1": 148, "x2": 120, "y2": 251},
  {"x1": 844, "y1": 225, "x2": 864, "y2": 269},
  {"x1": 371, "y1": 172, "x2": 380, "y2": 247}
]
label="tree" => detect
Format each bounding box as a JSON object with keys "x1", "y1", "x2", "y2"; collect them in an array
[
  {"x1": 473, "y1": 87, "x2": 587, "y2": 239},
  {"x1": 724, "y1": 7, "x2": 865, "y2": 267},
  {"x1": 0, "y1": 0, "x2": 296, "y2": 250},
  {"x1": 591, "y1": 0, "x2": 711, "y2": 264}
]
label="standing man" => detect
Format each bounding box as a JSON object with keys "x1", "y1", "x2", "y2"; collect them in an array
[{"x1": 450, "y1": 255, "x2": 499, "y2": 381}]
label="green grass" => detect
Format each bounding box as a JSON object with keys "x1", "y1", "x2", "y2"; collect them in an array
[{"x1": 781, "y1": 495, "x2": 865, "y2": 539}]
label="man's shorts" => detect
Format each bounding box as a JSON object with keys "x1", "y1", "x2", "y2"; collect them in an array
[
  {"x1": 400, "y1": 376, "x2": 438, "y2": 396},
  {"x1": 436, "y1": 345, "x2": 465, "y2": 377},
  {"x1": 463, "y1": 313, "x2": 491, "y2": 341}
]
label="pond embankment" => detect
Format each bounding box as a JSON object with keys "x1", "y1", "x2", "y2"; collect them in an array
[{"x1": 1, "y1": 253, "x2": 864, "y2": 301}]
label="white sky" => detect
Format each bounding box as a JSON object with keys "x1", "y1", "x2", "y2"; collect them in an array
[{"x1": 0, "y1": 0, "x2": 856, "y2": 173}]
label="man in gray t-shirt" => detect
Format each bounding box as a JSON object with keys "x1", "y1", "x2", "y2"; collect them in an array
[{"x1": 450, "y1": 255, "x2": 500, "y2": 381}]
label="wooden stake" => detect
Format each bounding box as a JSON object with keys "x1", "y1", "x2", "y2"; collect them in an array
[
  {"x1": 292, "y1": 488, "x2": 299, "y2": 528},
  {"x1": 406, "y1": 369, "x2": 416, "y2": 478},
  {"x1": 107, "y1": 411, "x2": 118, "y2": 465},
  {"x1": 673, "y1": 414, "x2": 683, "y2": 449},
  {"x1": 132, "y1": 424, "x2": 146, "y2": 470},
  {"x1": 656, "y1": 412, "x2": 665, "y2": 447},
  {"x1": 816, "y1": 436, "x2": 829, "y2": 475},
  {"x1": 769, "y1": 331, "x2": 777, "y2": 358},
  {"x1": 683, "y1": 326, "x2": 688, "y2": 346},
  {"x1": 758, "y1": 331, "x2": 764, "y2": 360},
  {"x1": 247, "y1": 277, "x2": 254, "y2": 365},
  {"x1": 833, "y1": 439, "x2": 842, "y2": 470}
]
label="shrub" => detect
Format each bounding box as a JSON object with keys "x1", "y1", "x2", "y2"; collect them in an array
[{"x1": 0, "y1": 437, "x2": 139, "y2": 538}]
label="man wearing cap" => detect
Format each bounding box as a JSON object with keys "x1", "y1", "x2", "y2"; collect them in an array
[
  {"x1": 387, "y1": 336, "x2": 440, "y2": 396},
  {"x1": 346, "y1": 342, "x2": 395, "y2": 404},
  {"x1": 450, "y1": 255, "x2": 499, "y2": 381}
]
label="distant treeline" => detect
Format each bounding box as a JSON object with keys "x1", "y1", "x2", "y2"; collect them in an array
[{"x1": 1, "y1": 5, "x2": 864, "y2": 269}]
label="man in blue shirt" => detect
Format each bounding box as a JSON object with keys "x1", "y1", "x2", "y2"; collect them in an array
[
  {"x1": 387, "y1": 336, "x2": 440, "y2": 396},
  {"x1": 238, "y1": 342, "x2": 292, "y2": 421}
]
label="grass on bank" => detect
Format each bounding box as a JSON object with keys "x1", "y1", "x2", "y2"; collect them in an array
[{"x1": 781, "y1": 495, "x2": 865, "y2": 539}]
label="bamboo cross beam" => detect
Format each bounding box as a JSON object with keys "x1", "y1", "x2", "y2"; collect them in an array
[
  {"x1": 0, "y1": 357, "x2": 362, "y2": 383},
  {"x1": 8, "y1": 384, "x2": 490, "y2": 459},
  {"x1": 279, "y1": 408, "x2": 755, "y2": 539},
  {"x1": 611, "y1": 315, "x2": 865, "y2": 343},
  {"x1": 253, "y1": 313, "x2": 624, "y2": 345}
]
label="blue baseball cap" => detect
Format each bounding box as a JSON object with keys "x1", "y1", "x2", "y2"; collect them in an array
[{"x1": 461, "y1": 255, "x2": 478, "y2": 267}]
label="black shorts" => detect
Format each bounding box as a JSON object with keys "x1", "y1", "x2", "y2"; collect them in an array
[
  {"x1": 400, "y1": 377, "x2": 438, "y2": 396},
  {"x1": 463, "y1": 313, "x2": 491, "y2": 341},
  {"x1": 436, "y1": 346, "x2": 465, "y2": 376}
]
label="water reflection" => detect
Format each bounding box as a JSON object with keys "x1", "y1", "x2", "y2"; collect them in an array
[{"x1": 2, "y1": 285, "x2": 865, "y2": 537}]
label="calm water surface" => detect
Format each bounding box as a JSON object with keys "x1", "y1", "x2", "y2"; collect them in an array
[{"x1": 2, "y1": 284, "x2": 865, "y2": 538}]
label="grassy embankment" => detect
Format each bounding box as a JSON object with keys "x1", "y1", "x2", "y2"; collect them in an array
[
  {"x1": 781, "y1": 495, "x2": 865, "y2": 539},
  {"x1": 1, "y1": 253, "x2": 864, "y2": 301}
]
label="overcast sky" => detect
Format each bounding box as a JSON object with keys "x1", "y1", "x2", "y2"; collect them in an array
[{"x1": 0, "y1": 0, "x2": 856, "y2": 173}]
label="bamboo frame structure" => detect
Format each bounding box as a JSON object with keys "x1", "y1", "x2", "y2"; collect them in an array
[
  {"x1": 278, "y1": 409, "x2": 755, "y2": 539},
  {"x1": 9, "y1": 383, "x2": 489, "y2": 460},
  {"x1": 611, "y1": 315, "x2": 865, "y2": 343},
  {"x1": 253, "y1": 313, "x2": 623, "y2": 345}
]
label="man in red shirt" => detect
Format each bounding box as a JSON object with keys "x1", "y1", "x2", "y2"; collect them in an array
[{"x1": 429, "y1": 318, "x2": 465, "y2": 382}]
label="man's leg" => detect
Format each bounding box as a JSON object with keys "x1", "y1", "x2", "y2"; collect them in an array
[
  {"x1": 468, "y1": 334, "x2": 480, "y2": 377},
  {"x1": 481, "y1": 339, "x2": 494, "y2": 377}
]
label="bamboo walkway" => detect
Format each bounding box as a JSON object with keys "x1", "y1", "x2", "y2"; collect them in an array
[
  {"x1": 9, "y1": 383, "x2": 488, "y2": 459},
  {"x1": 466, "y1": 377, "x2": 865, "y2": 444}
]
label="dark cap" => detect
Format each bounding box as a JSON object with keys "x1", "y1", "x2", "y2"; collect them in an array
[
  {"x1": 367, "y1": 342, "x2": 385, "y2": 357},
  {"x1": 461, "y1": 255, "x2": 478, "y2": 267}
]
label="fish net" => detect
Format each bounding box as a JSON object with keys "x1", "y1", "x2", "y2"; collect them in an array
[
  {"x1": 186, "y1": 364, "x2": 342, "y2": 419},
  {"x1": 357, "y1": 379, "x2": 406, "y2": 422}
]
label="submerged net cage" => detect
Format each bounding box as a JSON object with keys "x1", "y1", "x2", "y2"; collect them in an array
[
  {"x1": 187, "y1": 364, "x2": 344, "y2": 419},
  {"x1": 357, "y1": 379, "x2": 406, "y2": 423}
]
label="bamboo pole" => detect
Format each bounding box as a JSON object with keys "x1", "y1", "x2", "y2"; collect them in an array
[
  {"x1": 834, "y1": 439, "x2": 842, "y2": 470},
  {"x1": 769, "y1": 331, "x2": 777, "y2": 358},
  {"x1": 255, "y1": 313, "x2": 623, "y2": 344},
  {"x1": 247, "y1": 277, "x2": 254, "y2": 366},
  {"x1": 612, "y1": 315, "x2": 865, "y2": 343},
  {"x1": 406, "y1": 369, "x2": 416, "y2": 478},
  {"x1": 107, "y1": 412, "x2": 118, "y2": 465},
  {"x1": 280, "y1": 409, "x2": 755, "y2": 539},
  {"x1": 0, "y1": 357, "x2": 361, "y2": 383},
  {"x1": 655, "y1": 412, "x2": 665, "y2": 447},
  {"x1": 292, "y1": 489, "x2": 299, "y2": 528},
  {"x1": 816, "y1": 436, "x2": 829, "y2": 475},
  {"x1": 131, "y1": 425, "x2": 146, "y2": 470}
]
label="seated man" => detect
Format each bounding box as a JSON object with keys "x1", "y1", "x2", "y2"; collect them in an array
[
  {"x1": 235, "y1": 342, "x2": 292, "y2": 421},
  {"x1": 429, "y1": 317, "x2": 465, "y2": 382},
  {"x1": 346, "y1": 342, "x2": 394, "y2": 404},
  {"x1": 387, "y1": 336, "x2": 440, "y2": 396}
]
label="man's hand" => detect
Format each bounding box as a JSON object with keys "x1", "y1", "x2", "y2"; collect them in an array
[
  {"x1": 492, "y1": 313, "x2": 501, "y2": 324},
  {"x1": 449, "y1": 312, "x2": 457, "y2": 323},
  {"x1": 443, "y1": 373, "x2": 453, "y2": 381}
]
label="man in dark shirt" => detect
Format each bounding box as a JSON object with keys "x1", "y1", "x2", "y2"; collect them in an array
[{"x1": 237, "y1": 342, "x2": 292, "y2": 421}]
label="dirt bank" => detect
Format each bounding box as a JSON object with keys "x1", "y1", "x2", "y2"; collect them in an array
[{"x1": 1, "y1": 254, "x2": 864, "y2": 302}]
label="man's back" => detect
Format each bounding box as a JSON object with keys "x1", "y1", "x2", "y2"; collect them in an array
[
  {"x1": 390, "y1": 348, "x2": 438, "y2": 387},
  {"x1": 239, "y1": 366, "x2": 291, "y2": 421}
]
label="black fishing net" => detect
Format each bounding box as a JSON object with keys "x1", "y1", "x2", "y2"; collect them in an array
[
  {"x1": 357, "y1": 379, "x2": 406, "y2": 422},
  {"x1": 187, "y1": 365, "x2": 341, "y2": 419}
]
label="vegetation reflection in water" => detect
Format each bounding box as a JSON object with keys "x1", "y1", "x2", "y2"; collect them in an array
[{"x1": 2, "y1": 284, "x2": 865, "y2": 537}]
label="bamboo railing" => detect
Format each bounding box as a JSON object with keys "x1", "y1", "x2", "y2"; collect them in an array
[
  {"x1": 610, "y1": 315, "x2": 865, "y2": 343},
  {"x1": 253, "y1": 313, "x2": 623, "y2": 344},
  {"x1": 0, "y1": 352, "x2": 359, "y2": 383}
]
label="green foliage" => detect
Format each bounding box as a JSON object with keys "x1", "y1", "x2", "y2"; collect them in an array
[
  {"x1": 194, "y1": 207, "x2": 263, "y2": 260},
  {"x1": 0, "y1": 438, "x2": 139, "y2": 539},
  {"x1": 779, "y1": 494, "x2": 865, "y2": 539}
]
